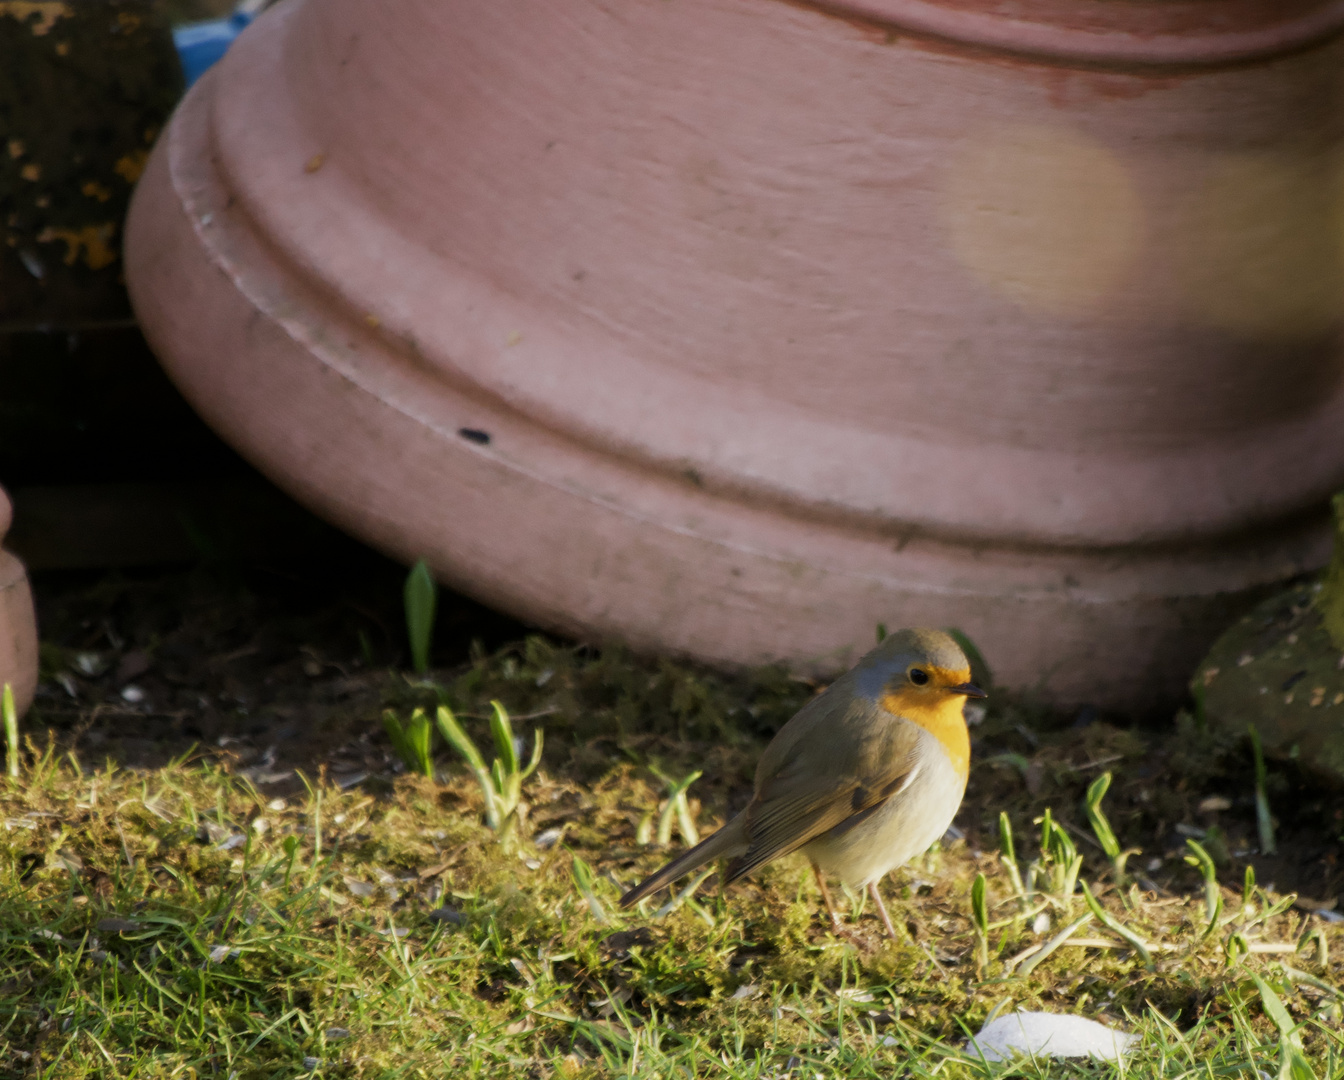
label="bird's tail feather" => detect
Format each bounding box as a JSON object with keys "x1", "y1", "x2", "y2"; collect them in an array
[{"x1": 618, "y1": 820, "x2": 746, "y2": 908}]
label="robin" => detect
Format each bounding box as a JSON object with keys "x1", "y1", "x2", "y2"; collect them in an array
[{"x1": 618, "y1": 628, "x2": 984, "y2": 937}]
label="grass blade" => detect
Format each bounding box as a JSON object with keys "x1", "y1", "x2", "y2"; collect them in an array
[
  {"x1": 3, "y1": 682, "x2": 17, "y2": 779},
  {"x1": 1081, "y1": 880, "x2": 1152, "y2": 967}
]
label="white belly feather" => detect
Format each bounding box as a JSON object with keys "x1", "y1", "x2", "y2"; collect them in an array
[{"x1": 800, "y1": 727, "x2": 966, "y2": 888}]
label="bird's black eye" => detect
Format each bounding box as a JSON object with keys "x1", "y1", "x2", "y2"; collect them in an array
[{"x1": 909, "y1": 668, "x2": 930, "y2": 686}]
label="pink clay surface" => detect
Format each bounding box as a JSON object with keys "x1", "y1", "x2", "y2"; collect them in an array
[{"x1": 125, "y1": 0, "x2": 1344, "y2": 710}]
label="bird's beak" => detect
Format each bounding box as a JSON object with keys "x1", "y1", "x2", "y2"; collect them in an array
[{"x1": 950, "y1": 681, "x2": 987, "y2": 699}]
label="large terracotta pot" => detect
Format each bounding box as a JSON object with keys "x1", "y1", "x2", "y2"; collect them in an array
[
  {"x1": 0, "y1": 487, "x2": 38, "y2": 716},
  {"x1": 125, "y1": 0, "x2": 1344, "y2": 712}
]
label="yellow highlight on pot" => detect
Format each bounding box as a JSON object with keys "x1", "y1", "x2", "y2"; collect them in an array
[
  {"x1": 1177, "y1": 152, "x2": 1344, "y2": 340},
  {"x1": 942, "y1": 126, "x2": 1143, "y2": 316}
]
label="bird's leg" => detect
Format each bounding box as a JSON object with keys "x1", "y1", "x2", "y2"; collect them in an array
[
  {"x1": 811, "y1": 862, "x2": 844, "y2": 932},
  {"x1": 869, "y1": 881, "x2": 899, "y2": 940}
]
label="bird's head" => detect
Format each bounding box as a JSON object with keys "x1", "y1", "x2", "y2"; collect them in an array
[{"x1": 853, "y1": 627, "x2": 986, "y2": 715}]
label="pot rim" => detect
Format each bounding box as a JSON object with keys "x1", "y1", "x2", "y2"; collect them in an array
[{"x1": 801, "y1": 0, "x2": 1344, "y2": 67}]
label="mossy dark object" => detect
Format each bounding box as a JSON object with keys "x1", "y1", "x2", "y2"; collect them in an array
[
  {"x1": 1318, "y1": 492, "x2": 1344, "y2": 650},
  {"x1": 0, "y1": 0, "x2": 182, "y2": 325},
  {"x1": 1193, "y1": 579, "x2": 1344, "y2": 785}
]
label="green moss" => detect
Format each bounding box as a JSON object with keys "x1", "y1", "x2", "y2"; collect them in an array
[{"x1": 0, "y1": 638, "x2": 1341, "y2": 1076}]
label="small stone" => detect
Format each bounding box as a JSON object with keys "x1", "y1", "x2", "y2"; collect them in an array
[
  {"x1": 970, "y1": 1011, "x2": 1138, "y2": 1062},
  {"x1": 427, "y1": 905, "x2": 464, "y2": 925},
  {"x1": 96, "y1": 918, "x2": 139, "y2": 933},
  {"x1": 325, "y1": 1027, "x2": 351, "y2": 1039},
  {"x1": 1198, "y1": 796, "x2": 1232, "y2": 813},
  {"x1": 1237, "y1": 654, "x2": 1254, "y2": 666},
  {"x1": 120, "y1": 685, "x2": 145, "y2": 704},
  {"x1": 114, "y1": 650, "x2": 152, "y2": 684}
]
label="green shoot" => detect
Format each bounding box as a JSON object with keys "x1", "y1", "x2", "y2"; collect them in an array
[
  {"x1": 654, "y1": 866, "x2": 717, "y2": 922},
  {"x1": 997, "y1": 811, "x2": 1028, "y2": 909},
  {"x1": 1184, "y1": 838, "x2": 1223, "y2": 938},
  {"x1": 1242, "y1": 864, "x2": 1257, "y2": 915},
  {"x1": 436, "y1": 701, "x2": 542, "y2": 847},
  {"x1": 970, "y1": 872, "x2": 989, "y2": 972},
  {"x1": 1034, "y1": 808, "x2": 1082, "y2": 910},
  {"x1": 1016, "y1": 913, "x2": 1093, "y2": 976},
  {"x1": 945, "y1": 627, "x2": 993, "y2": 688},
  {"x1": 571, "y1": 855, "x2": 610, "y2": 924},
  {"x1": 1083, "y1": 771, "x2": 1136, "y2": 882},
  {"x1": 382, "y1": 707, "x2": 436, "y2": 778},
  {"x1": 1081, "y1": 880, "x2": 1152, "y2": 968},
  {"x1": 1301, "y1": 927, "x2": 1329, "y2": 967},
  {"x1": 649, "y1": 766, "x2": 703, "y2": 847},
  {"x1": 1248, "y1": 724, "x2": 1276, "y2": 855},
  {"x1": 634, "y1": 809, "x2": 655, "y2": 846},
  {"x1": 3, "y1": 683, "x2": 16, "y2": 779},
  {"x1": 404, "y1": 559, "x2": 438, "y2": 675},
  {"x1": 875, "y1": 623, "x2": 887, "y2": 643}
]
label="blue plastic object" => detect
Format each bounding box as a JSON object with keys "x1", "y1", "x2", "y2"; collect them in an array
[{"x1": 173, "y1": 11, "x2": 253, "y2": 88}]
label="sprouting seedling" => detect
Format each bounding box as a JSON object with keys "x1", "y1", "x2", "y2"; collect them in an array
[
  {"x1": 1035, "y1": 808, "x2": 1082, "y2": 910},
  {"x1": 875, "y1": 623, "x2": 888, "y2": 644},
  {"x1": 1083, "y1": 772, "x2": 1137, "y2": 883},
  {"x1": 571, "y1": 855, "x2": 610, "y2": 925},
  {"x1": 571, "y1": 856, "x2": 610, "y2": 924},
  {"x1": 1247, "y1": 724, "x2": 1276, "y2": 855},
  {"x1": 945, "y1": 627, "x2": 993, "y2": 690},
  {"x1": 382, "y1": 707, "x2": 436, "y2": 778},
  {"x1": 436, "y1": 701, "x2": 543, "y2": 847},
  {"x1": 1184, "y1": 838, "x2": 1223, "y2": 939},
  {"x1": 404, "y1": 559, "x2": 438, "y2": 676},
  {"x1": 970, "y1": 872, "x2": 989, "y2": 973},
  {"x1": 998, "y1": 812, "x2": 1029, "y2": 909},
  {"x1": 649, "y1": 766, "x2": 702, "y2": 847},
  {"x1": 1080, "y1": 880, "x2": 1152, "y2": 969},
  {"x1": 1242, "y1": 864, "x2": 1257, "y2": 916},
  {"x1": 3, "y1": 683, "x2": 17, "y2": 780}
]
